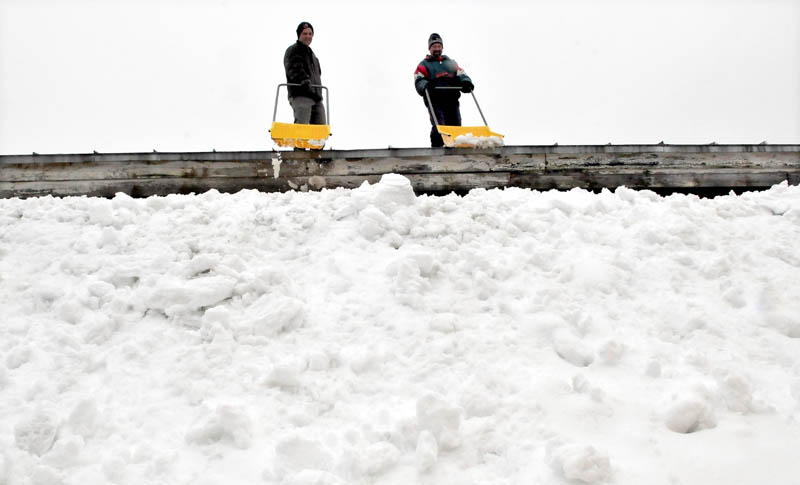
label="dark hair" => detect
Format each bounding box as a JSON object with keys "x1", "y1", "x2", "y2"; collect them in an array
[{"x1": 296, "y1": 22, "x2": 314, "y2": 38}]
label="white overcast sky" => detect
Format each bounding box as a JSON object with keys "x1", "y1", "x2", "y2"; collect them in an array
[{"x1": 0, "y1": 0, "x2": 798, "y2": 154}]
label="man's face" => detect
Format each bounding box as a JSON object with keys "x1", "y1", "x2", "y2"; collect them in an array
[
  {"x1": 299, "y1": 27, "x2": 313, "y2": 46},
  {"x1": 429, "y1": 42, "x2": 442, "y2": 57}
]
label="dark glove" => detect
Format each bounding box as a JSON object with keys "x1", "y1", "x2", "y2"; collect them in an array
[
  {"x1": 300, "y1": 78, "x2": 312, "y2": 88},
  {"x1": 461, "y1": 80, "x2": 474, "y2": 93}
]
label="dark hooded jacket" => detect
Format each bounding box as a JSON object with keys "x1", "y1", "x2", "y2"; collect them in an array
[{"x1": 284, "y1": 41, "x2": 323, "y2": 102}]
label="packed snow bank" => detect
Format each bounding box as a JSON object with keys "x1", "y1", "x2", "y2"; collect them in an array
[{"x1": 1, "y1": 177, "x2": 800, "y2": 485}]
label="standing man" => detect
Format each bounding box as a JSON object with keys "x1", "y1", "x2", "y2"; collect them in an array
[
  {"x1": 413, "y1": 33, "x2": 474, "y2": 147},
  {"x1": 283, "y1": 21, "x2": 326, "y2": 125}
]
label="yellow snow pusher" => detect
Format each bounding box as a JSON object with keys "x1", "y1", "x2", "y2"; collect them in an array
[
  {"x1": 425, "y1": 86, "x2": 504, "y2": 148},
  {"x1": 269, "y1": 83, "x2": 331, "y2": 150}
]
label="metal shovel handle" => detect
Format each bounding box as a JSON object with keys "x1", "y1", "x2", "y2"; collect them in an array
[
  {"x1": 272, "y1": 83, "x2": 330, "y2": 124},
  {"x1": 424, "y1": 86, "x2": 487, "y2": 127}
]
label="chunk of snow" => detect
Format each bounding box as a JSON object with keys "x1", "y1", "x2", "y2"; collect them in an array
[
  {"x1": 664, "y1": 397, "x2": 716, "y2": 433},
  {"x1": 547, "y1": 441, "x2": 612, "y2": 483},
  {"x1": 416, "y1": 393, "x2": 462, "y2": 451},
  {"x1": 274, "y1": 436, "x2": 333, "y2": 477},
  {"x1": 553, "y1": 329, "x2": 595, "y2": 367},
  {"x1": 243, "y1": 295, "x2": 306, "y2": 338},
  {"x1": 185, "y1": 405, "x2": 253, "y2": 449},
  {"x1": 15, "y1": 411, "x2": 59, "y2": 456},
  {"x1": 415, "y1": 430, "x2": 438, "y2": 472}
]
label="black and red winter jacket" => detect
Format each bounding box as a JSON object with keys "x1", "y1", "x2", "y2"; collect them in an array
[{"x1": 414, "y1": 55, "x2": 472, "y2": 105}]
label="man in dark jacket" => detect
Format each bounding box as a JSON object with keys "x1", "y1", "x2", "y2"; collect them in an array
[
  {"x1": 283, "y1": 21, "x2": 326, "y2": 125},
  {"x1": 413, "y1": 33, "x2": 474, "y2": 147}
]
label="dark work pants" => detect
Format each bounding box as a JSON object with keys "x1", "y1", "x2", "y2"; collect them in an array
[
  {"x1": 428, "y1": 101, "x2": 461, "y2": 147},
  {"x1": 290, "y1": 96, "x2": 327, "y2": 125}
]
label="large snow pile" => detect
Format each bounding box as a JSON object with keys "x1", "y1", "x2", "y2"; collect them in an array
[{"x1": 1, "y1": 175, "x2": 799, "y2": 485}]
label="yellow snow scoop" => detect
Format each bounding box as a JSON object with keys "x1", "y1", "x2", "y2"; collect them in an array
[
  {"x1": 425, "y1": 87, "x2": 504, "y2": 148},
  {"x1": 269, "y1": 83, "x2": 331, "y2": 150}
]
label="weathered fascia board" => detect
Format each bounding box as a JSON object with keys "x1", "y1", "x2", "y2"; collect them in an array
[
  {"x1": 2, "y1": 144, "x2": 799, "y2": 166},
  {"x1": 511, "y1": 169, "x2": 800, "y2": 191},
  {"x1": 1, "y1": 154, "x2": 544, "y2": 182},
  {"x1": 545, "y1": 151, "x2": 800, "y2": 168},
  {"x1": 4, "y1": 150, "x2": 799, "y2": 183},
  {"x1": 544, "y1": 144, "x2": 800, "y2": 154},
  {"x1": 0, "y1": 178, "x2": 292, "y2": 199},
  {"x1": 2, "y1": 145, "x2": 799, "y2": 199},
  {"x1": 3, "y1": 161, "x2": 277, "y2": 183},
  {"x1": 2, "y1": 168, "x2": 796, "y2": 200}
]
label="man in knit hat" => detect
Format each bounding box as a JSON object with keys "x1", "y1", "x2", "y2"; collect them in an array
[
  {"x1": 413, "y1": 33, "x2": 474, "y2": 147},
  {"x1": 283, "y1": 21, "x2": 326, "y2": 125}
]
